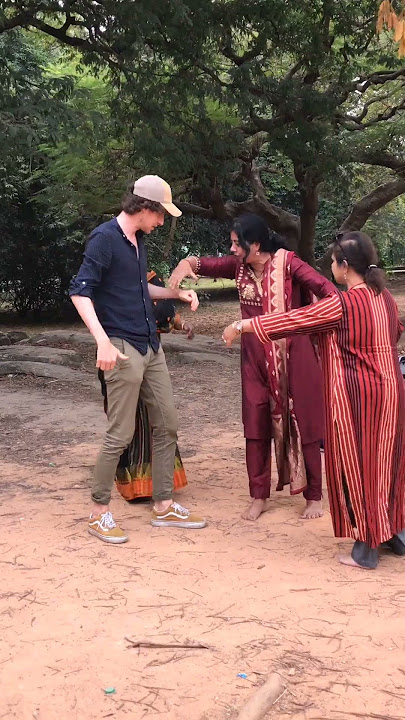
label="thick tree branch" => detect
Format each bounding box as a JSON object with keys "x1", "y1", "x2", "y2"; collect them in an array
[
  {"x1": 329, "y1": 67, "x2": 405, "y2": 110},
  {"x1": 175, "y1": 202, "x2": 214, "y2": 219},
  {"x1": 0, "y1": 11, "x2": 35, "y2": 33},
  {"x1": 29, "y1": 18, "x2": 95, "y2": 50},
  {"x1": 194, "y1": 60, "x2": 268, "y2": 99},
  {"x1": 358, "y1": 152, "x2": 405, "y2": 174},
  {"x1": 339, "y1": 178, "x2": 405, "y2": 231},
  {"x1": 355, "y1": 68, "x2": 405, "y2": 93}
]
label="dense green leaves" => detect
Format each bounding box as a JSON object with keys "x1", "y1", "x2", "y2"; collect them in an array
[{"x1": 1, "y1": 3, "x2": 405, "y2": 315}]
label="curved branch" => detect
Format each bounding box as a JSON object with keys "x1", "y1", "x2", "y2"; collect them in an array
[
  {"x1": 339, "y1": 96, "x2": 405, "y2": 130},
  {"x1": 339, "y1": 178, "x2": 405, "y2": 231},
  {"x1": 0, "y1": 11, "x2": 33, "y2": 33},
  {"x1": 342, "y1": 86, "x2": 401, "y2": 125},
  {"x1": 175, "y1": 202, "x2": 214, "y2": 219},
  {"x1": 358, "y1": 152, "x2": 405, "y2": 173},
  {"x1": 30, "y1": 17, "x2": 95, "y2": 50},
  {"x1": 355, "y1": 67, "x2": 405, "y2": 93}
]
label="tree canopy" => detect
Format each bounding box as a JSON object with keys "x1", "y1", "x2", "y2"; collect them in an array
[{"x1": 1, "y1": 1, "x2": 405, "y2": 314}]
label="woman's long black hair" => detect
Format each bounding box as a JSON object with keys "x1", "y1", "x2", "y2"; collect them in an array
[{"x1": 231, "y1": 214, "x2": 288, "y2": 255}]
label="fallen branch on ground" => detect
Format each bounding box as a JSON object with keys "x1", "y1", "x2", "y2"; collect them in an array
[
  {"x1": 125, "y1": 637, "x2": 212, "y2": 650},
  {"x1": 237, "y1": 672, "x2": 285, "y2": 720}
]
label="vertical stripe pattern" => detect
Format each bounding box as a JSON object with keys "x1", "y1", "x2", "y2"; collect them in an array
[{"x1": 252, "y1": 288, "x2": 405, "y2": 547}]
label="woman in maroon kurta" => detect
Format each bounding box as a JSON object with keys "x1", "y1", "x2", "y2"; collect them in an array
[
  {"x1": 170, "y1": 214, "x2": 335, "y2": 520},
  {"x1": 223, "y1": 231, "x2": 405, "y2": 569}
]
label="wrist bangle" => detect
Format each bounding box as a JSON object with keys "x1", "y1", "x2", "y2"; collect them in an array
[{"x1": 232, "y1": 320, "x2": 243, "y2": 334}]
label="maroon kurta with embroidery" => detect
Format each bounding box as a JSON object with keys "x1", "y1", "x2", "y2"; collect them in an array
[{"x1": 198, "y1": 254, "x2": 333, "y2": 443}]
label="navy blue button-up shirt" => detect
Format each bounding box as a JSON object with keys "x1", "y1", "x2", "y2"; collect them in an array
[{"x1": 69, "y1": 218, "x2": 159, "y2": 354}]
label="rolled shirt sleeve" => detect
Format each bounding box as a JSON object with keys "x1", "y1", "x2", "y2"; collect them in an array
[
  {"x1": 69, "y1": 231, "x2": 112, "y2": 299},
  {"x1": 252, "y1": 293, "x2": 343, "y2": 343}
]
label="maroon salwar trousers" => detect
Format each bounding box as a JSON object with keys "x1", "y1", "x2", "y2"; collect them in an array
[{"x1": 246, "y1": 439, "x2": 322, "y2": 501}]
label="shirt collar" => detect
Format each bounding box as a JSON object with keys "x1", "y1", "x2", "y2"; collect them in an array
[{"x1": 113, "y1": 217, "x2": 144, "y2": 246}]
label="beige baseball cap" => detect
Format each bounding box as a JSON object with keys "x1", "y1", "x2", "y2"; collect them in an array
[{"x1": 133, "y1": 175, "x2": 182, "y2": 217}]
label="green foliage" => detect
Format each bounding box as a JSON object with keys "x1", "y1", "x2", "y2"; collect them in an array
[
  {"x1": 1, "y1": 4, "x2": 405, "y2": 315},
  {"x1": 0, "y1": 30, "x2": 75, "y2": 159},
  {"x1": 0, "y1": 31, "x2": 82, "y2": 315},
  {"x1": 0, "y1": 166, "x2": 83, "y2": 316}
]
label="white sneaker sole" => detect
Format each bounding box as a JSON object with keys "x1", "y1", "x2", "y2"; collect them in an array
[
  {"x1": 151, "y1": 519, "x2": 207, "y2": 529},
  {"x1": 88, "y1": 528, "x2": 128, "y2": 543}
]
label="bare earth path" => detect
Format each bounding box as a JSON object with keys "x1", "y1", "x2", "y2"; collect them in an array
[{"x1": 0, "y1": 304, "x2": 404, "y2": 720}]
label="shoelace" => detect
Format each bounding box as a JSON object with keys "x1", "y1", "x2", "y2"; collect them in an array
[
  {"x1": 100, "y1": 511, "x2": 116, "y2": 530},
  {"x1": 171, "y1": 502, "x2": 189, "y2": 516}
]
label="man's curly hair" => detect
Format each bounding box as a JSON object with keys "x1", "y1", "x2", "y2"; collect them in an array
[{"x1": 121, "y1": 182, "x2": 164, "y2": 215}]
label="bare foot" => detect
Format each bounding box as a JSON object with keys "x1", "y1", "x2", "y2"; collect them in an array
[
  {"x1": 242, "y1": 499, "x2": 269, "y2": 521},
  {"x1": 338, "y1": 554, "x2": 373, "y2": 569},
  {"x1": 300, "y1": 499, "x2": 323, "y2": 519}
]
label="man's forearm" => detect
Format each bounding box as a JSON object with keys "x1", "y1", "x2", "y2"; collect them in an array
[
  {"x1": 71, "y1": 295, "x2": 109, "y2": 344},
  {"x1": 148, "y1": 283, "x2": 181, "y2": 300}
]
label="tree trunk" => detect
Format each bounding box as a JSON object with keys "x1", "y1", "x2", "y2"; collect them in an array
[
  {"x1": 298, "y1": 186, "x2": 318, "y2": 264},
  {"x1": 295, "y1": 170, "x2": 319, "y2": 265}
]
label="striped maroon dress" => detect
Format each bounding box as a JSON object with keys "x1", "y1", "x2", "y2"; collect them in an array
[{"x1": 252, "y1": 288, "x2": 405, "y2": 548}]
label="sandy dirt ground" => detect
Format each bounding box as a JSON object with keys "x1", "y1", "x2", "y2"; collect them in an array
[{"x1": 0, "y1": 298, "x2": 405, "y2": 720}]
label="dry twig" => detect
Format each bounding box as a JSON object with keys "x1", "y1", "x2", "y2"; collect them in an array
[{"x1": 125, "y1": 637, "x2": 211, "y2": 650}]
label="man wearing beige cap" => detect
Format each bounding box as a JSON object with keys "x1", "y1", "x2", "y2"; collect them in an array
[{"x1": 69, "y1": 175, "x2": 206, "y2": 542}]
